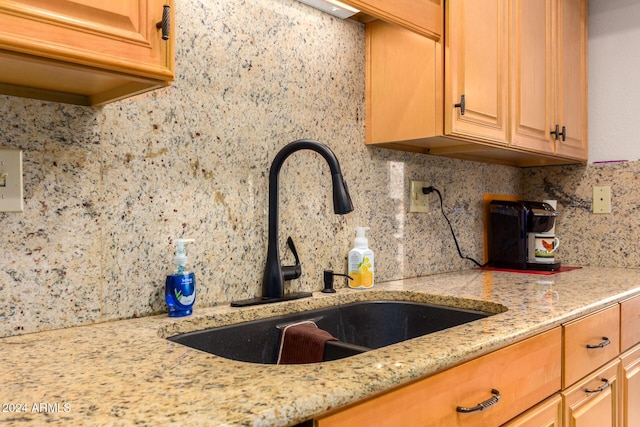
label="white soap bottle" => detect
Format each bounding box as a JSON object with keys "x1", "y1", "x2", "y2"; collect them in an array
[{"x1": 348, "y1": 227, "x2": 374, "y2": 289}]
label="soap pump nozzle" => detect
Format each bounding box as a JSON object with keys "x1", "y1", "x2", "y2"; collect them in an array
[
  {"x1": 354, "y1": 227, "x2": 370, "y2": 248},
  {"x1": 173, "y1": 238, "x2": 195, "y2": 274}
]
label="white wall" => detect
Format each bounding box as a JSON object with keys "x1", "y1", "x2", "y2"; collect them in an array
[{"x1": 589, "y1": 0, "x2": 640, "y2": 162}]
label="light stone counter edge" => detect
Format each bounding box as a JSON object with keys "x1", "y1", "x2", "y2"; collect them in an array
[{"x1": 2, "y1": 267, "x2": 640, "y2": 426}]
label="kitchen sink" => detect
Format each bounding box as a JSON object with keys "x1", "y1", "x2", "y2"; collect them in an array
[{"x1": 168, "y1": 300, "x2": 497, "y2": 364}]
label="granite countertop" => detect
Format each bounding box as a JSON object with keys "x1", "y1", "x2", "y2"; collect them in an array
[{"x1": 2, "y1": 266, "x2": 640, "y2": 426}]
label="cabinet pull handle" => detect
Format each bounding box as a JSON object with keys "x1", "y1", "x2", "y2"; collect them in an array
[
  {"x1": 456, "y1": 389, "x2": 501, "y2": 413},
  {"x1": 585, "y1": 378, "x2": 610, "y2": 393},
  {"x1": 550, "y1": 125, "x2": 567, "y2": 141},
  {"x1": 558, "y1": 125, "x2": 566, "y2": 141},
  {"x1": 586, "y1": 337, "x2": 610, "y2": 349},
  {"x1": 156, "y1": 4, "x2": 171, "y2": 41},
  {"x1": 454, "y1": 95, "x2": 466, "y2": 115}
]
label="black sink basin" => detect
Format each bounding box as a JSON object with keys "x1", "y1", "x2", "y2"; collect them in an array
[{"x1": 168, "y1": 300, "x2": 493, "y2": 364}]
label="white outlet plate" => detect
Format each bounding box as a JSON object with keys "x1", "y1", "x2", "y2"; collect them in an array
[
  {"x1": 0, "y1": 148, "x2": 24, "y2": 212},
  {"x1": 593, "y1": 186, "x2": 611, "y2": 214},
  {"x1": 409, "y1": 180, "x2": 430, "y2": 213}
]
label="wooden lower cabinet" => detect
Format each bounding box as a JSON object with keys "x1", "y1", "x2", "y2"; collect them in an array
[
  {"x1": 315, "y1": 298, "x2": 640, "y2": 427},
  {"x1": 621, "y1": 295, "x2": 640, "y2": 353},
  {"x1": 315, "y1": 328, "x2": 561, "y2": 427},
  {"x1": 502, "y1": 394, "x2": 563, "y2": 427},
  {"x1": 562, "y1": 360, "x2": 620, "y2": 427},
  {"x1": 504, "y1": 346, "x2": 637, "y2": 427},
  {"x1": 562, "y1": 304, "x2": 621, "y2": 388},
  {"x1": 620, "y1": 344, "x2": 640, "y2": 427}
]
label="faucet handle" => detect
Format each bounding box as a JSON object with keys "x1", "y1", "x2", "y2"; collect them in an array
[{"x1": 282, "y1": 237, "x2": 302, "y2": 281}]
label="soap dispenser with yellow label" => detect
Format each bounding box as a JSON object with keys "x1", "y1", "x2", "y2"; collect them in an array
[{"x1": 348, "y1": 227, "x2": 374, "y2": 289}]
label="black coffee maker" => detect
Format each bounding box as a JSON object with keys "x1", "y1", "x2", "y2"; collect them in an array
[{"x1": 488, "y1": 200, "x2": 560, "y2": 271}]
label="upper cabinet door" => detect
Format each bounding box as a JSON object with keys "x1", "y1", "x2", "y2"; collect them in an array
[
  {"x1": 554, "y1": 0, "x2": 588, "y2": 160},
  {"x1": 510, "y1": 0, "x2": 556, "y2": 154},
  {"x1": 445, "y1": 0, "x2": 510, "y2": 145},
  {"x1": 365, "y1": 20, "x2": 441, "y2": 145},
  {"x1": 0, "y1": 0, "x2": 173, "y2": 78},
  {"x1": 0, "y1": 0, "x2": 174, "y2": 105},
  {"x1": 364, "y1": 0, "x2": 587, "y2": 166}
]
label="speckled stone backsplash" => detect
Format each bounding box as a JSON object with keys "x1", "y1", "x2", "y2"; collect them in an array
[
  {"x1": 3, "y1": 0, "x2": 632, "y2": 338},
  {"x1": 522, "y1": 161, "x2": 640, "y2": 269}
]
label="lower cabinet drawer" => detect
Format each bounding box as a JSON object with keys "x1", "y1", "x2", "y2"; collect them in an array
[
  {"x1": 562, "y1": 359, "x2": 620, "y2": 427},
  {"x1": 315, "y1": 328, "x2": 561, "y2": 427},
  {"x1": 563, "y1": 304, "x2": 620, "y2": 387},
  {"x1": 501, "y1": 394, "x2": 562, "y2": 427},
  {"x1": 621, "y1": 295, "x2": 640, "y2": 352}
]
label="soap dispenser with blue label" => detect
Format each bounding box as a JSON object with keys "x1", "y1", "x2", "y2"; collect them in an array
[{"x1": 165, "y1": 238, "x2": 196, "y2": 317}]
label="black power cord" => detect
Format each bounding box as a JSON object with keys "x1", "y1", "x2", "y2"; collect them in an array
[{"x1": 422, "y1": 186, "x2": 488, "y2": 268}]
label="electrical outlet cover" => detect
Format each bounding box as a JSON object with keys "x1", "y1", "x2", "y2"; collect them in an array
[
  {"x1": 409, "y1": 180, "x2": 430, "y2": 213},
  {"x1": 0, "y1": 148, "x2": 24, "y2": 212}
]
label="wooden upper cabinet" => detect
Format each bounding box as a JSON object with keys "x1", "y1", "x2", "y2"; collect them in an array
[
  {"x1": 510, "y1": 0, "x2": 556, "y2": 154},
  {"x1": 554, "y1": 0, "x2": 588, "y2": 160},
  {"x1": 347, "y1": 0, "x2": 442, "y2": 41},
  {"x1": 510, "y1": 0, "x2": 587, "y2": 161},
  {"x1": 365, "y1": 20, "x2": 441, "y2": 145},
  {"x1": 0, "y1": 0, "x2": 175, "y2": 105},
  {"x1": 365, "y1": 0, "x2": 587, "y2": 166},
  {"x1": 445, "y1": 0, "x2": 509, "y2": 145}
]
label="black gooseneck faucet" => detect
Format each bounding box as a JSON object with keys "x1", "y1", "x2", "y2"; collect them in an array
[{"x1": 231, "y1": 139, "x2": 354, "y2": 307}]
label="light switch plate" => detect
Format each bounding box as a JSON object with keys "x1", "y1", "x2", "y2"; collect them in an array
[
  {"x1": 593, "y1": 186, "x2": 611, "y2": 214},
  {"x1": 0, "y1": 148, "x2": 24, "y2": 212}
]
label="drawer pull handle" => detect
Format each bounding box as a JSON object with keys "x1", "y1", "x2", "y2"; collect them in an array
[
  {"x1": 585, "y1": 378, "x2": 610, "y2": 393},
  {"x1": 586, "y1": 337, "x2": 610, "y2": 349},
  {"x1": 456, "y1": 389, "x2": 501, "y2": 413}
]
